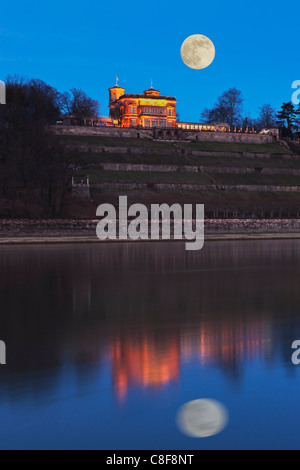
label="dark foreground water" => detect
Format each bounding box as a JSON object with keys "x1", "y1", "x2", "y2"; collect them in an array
[{"x1": 0, "y1": 240, "x2": 300, "y2": 449}]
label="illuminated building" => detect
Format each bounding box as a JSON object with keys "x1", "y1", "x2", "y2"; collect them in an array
[
  {"x1": 111, "y1": 333, "x2": 180, "y2": 401},
  {"x1": 177, "y1": 122, "x2": 230, "y2": 132},
  {"x1": 60, "y1": 82, "x2": 241, "y2": 133},
  {"x1": 108, "y1": 83, "x2": 177, "y2": 128}
]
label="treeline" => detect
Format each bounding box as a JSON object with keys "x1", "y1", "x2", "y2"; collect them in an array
[
  {"x1": 200, "y1": 87, "x2": 300, "y2": 137},
  {"x1": 0, "y1": 75, "x2": 100, "y2": 218}
]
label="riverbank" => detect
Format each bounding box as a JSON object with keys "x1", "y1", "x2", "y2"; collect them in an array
[
  {"x1": 1, "y1": 233, "x2": 300, "y2": 245},
  {"x1": 1, "y1": 218, "x2": 300, "y2": 244}
]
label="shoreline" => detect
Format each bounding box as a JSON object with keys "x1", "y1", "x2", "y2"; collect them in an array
[
  {"x1": 1, "y1": 218, "x2": 300, "y2": 244},
  {"x1": 1, "y1": 232, "x2": 300, "y2": 245}
]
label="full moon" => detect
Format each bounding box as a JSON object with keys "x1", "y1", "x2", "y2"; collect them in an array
[
  {"x1": 176, "y1": 399, "x2": 228, "y2": 438},
  {"x1": 180, "y1": 34, "x2": 215, "y2": 70}
]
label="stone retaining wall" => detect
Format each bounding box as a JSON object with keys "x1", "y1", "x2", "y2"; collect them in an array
[
  {"x1": 71, "y1": 185, "x2": 91, "y2": 200},
  {"x1": 90, "y1": 162, "x2": 300, "y2": 176},
  {"x1": 1, "y1": 218, "x2": 300, "y2": 237},
  {"x1": 199, "y1": 166, "x2": 300, "y2": 175},
  {"x1": 50, "y1": 125, "x2": 153, "y2": 139},
  {"x1": 67, "y1": 144, "x2": 294, "y2": 160},
  {"x1": 92, "y1": 182, "x2": 300, "y2": 192},
  {"x1": 51, "y1": 125, "x2": 276, "y2": 144},
  {"x1": 98, "y1": 163, "x2": 199, "y2": 172}
]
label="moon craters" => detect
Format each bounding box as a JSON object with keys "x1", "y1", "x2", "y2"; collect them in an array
[{"x1": 181, "y1": 34, "x2": 215, "y2": 70}]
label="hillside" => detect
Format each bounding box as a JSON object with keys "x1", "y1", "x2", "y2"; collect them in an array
[{"x1": 55, "y1": 133, "x2": 300, "y2": 219}]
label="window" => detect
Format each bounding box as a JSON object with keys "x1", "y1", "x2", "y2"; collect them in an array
[
  {"x1": 131, "y1": 119, "x2": 136, "y2": 127},
  {"x1": 130, "y1": 107, "x2": 136, "y2": 114},
  {"x1": 144, "y1": 107, "x2": 150, "y2": 114},
  {"x1": 167, "y1": 122, "x2": 173, "y2": 127},
  {"x1": 168, "y1": 109, "x2": 173, "y2": 116},
  {"x1": 159, "y1": 120, "x2": 166, "y2": 127},
  {"x1": 152, "y1": 120, "x2": 158, "y2": 127},
  {"x1": 144, "y1": 119, "x2": 151, "y2": 127}
]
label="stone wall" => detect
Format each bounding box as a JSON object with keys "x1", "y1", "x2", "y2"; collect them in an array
[
  {"x1": 98, "y1": 163, "x2": 199, "y2": 172},
  {"x1": 198, "y1": 166, "x2": 300, "y2": 175},
  {"x1": 1, "y1": 218, "x2": 300, "y2": 237},
  {"x1": 50, "y1": 125, "x2": 277, "y2": 144},
  {"x1": 92, "y1": 182, "x2": 300, "y2": 193},
  {"x1": 186, "y1": 130, "x2": 276, "y2": 144},
  {"x1": 50, "y1": 125, "x2": 153, "y2": 139},
  {"x1": 91, "y1": 162, "x2": 300, "y2": 176},
  {"x1": 205, "y1": 219, "x2": 300, "y2": 233},
  {"x1": 66, "y1": 144, "x2": 294, "y2": 160},
  {"x1": 71, "y1": 184, "x2": 91, "y2": 200}
]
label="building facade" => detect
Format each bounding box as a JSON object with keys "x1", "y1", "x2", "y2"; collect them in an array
[
  {"x1": 108, "y1": 84, "x2": 177, "y2": 128},
  {"x1": 177, "y1": 122, "x2": 228, "y2": 132},
  {"x1": 59, "y1": 82, "x2": 266, "y2": 136}
]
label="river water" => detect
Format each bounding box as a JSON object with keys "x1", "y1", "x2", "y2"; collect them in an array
[{"x1": 0, "y1": 240, "x2": 300, "y2": 449}]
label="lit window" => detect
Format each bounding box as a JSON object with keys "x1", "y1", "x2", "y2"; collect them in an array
[{"x1": 144, "y1": 119, "x2": 151, "y2": 127}]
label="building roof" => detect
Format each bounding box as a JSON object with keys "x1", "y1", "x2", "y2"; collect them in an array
[
  {"x1": 178, "y1": 121, "x2": 215, "y2": 126},
  {"x1": 144, "y1": 87, "x2": 160, "y2": 93},
  {"x1": 118, "y1": 93, "x2": 177, "y2": 101},
  {"x1": 109, "y1": 85, "x2": 125, "y2": 90}
]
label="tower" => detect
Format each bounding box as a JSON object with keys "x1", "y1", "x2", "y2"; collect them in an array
[
  {"x1": 143, "y1": 87, "x2": 160, "y2": 98},
  {"x1": 108, "y1": 84, "x2": 125, "y2": 106}
]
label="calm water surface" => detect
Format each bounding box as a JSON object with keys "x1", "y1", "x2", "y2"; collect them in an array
[{"x1": 0, "y1": 240, "x2": 300, "y2": 449}]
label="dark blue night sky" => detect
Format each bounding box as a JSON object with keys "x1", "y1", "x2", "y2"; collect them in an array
[{"x1": 0, "y1": 0, "x2": 298, "y2": 121}]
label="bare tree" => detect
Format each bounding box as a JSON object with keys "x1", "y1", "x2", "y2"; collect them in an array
[
  {"x1": 255, "y1": 104, "x2": 276, "y2": 130},
  {"x1": 0, "y1": 76, "x2": 69, "y2": 217},
  {"x1": 60, "y1": 88, "x2": 100, "y2": 117},
  {"x1": 1, "y1": 76, "x2": 61, "y2": 127},
  {"x1": 110, "y1": 102, "x2": 124, "y2": 125},
  {"x1": 200, "y1": 88, "x2": 244, "y2": 127}
]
